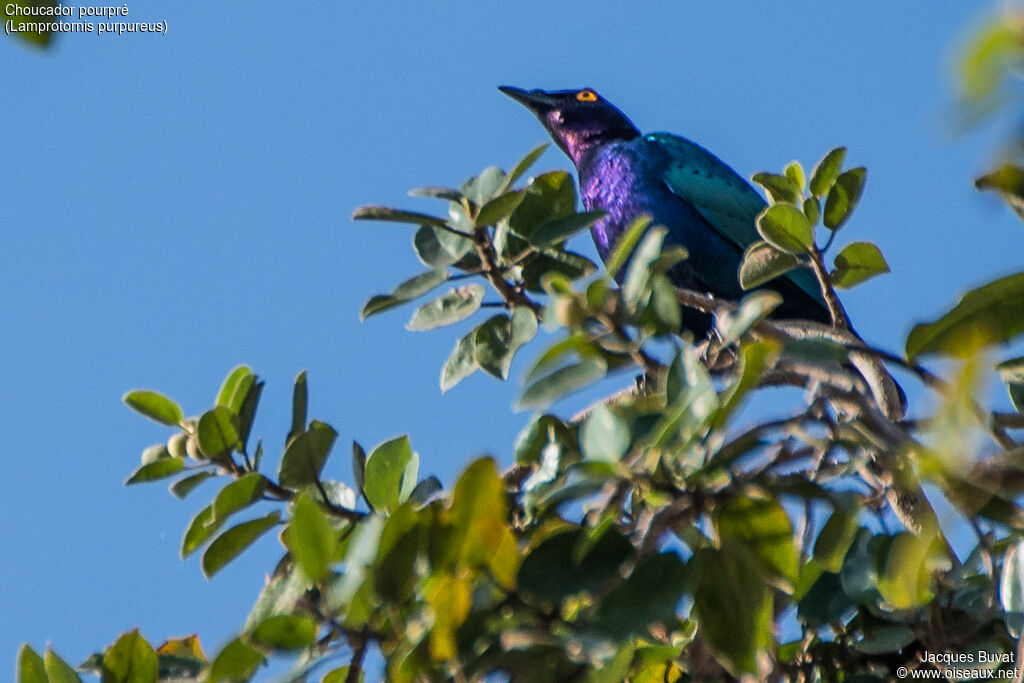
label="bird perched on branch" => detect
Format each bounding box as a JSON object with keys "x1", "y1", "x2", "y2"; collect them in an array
[{"x1": 499, "y1": 86, "x2": 830, "y2": 336}]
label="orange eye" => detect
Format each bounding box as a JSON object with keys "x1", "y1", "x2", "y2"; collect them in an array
[{"x1": 576, "y1": 90, "x2": 598, "y2": 102}]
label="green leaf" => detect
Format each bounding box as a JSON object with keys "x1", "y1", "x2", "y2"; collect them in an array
[
  {"x1": 122, "y1": 390, "x2": 183, "y2": 426},
  {"x1": 738, "y1": 240, "x2": 800, "y2": 290},
  {"x1": 813, "y1": 510, "x2": 860, "y2": 573},
  {"x1": 125, "y1": 457, "x2": 185, "y2": 485},
  {"x1": 719, "y1": 291, "x2": 782, "y2": 342},
  {"x1": 521, "y1": 249, "x2": 596, "y2": 292},
  {"x1": 286, "y1": 492, "x2": 336, "y2": 582},
  {"x1": 713, "y1": 340, "x2": 778, "y2": 431},
  {"x1": 412, "y1": 224, "x2": 474, "y2": 268},
  {"x1": 363, "y1": 435, "x2": 414, "y2": 513},
  {"x1": 440, "y1": 329, "x2": 479, "y2": 393},
  {"x1": 288, "y1": 370, "x2": 308, "y2": 444},
  {"x1": 580, "y1": 405, "x2": 630, "y2": 462},
  {"x1": 693, "y1": 543, "x2": 772, "y2": 675},
  {"x1": 518, "y1": 527, "x2": 633, "y2": 604},
  {"x1": 605, "y1": 215, "x2": 653, "y2": 280},
  {"x1": 279, "y1": 421, "x2": 338, "y2": 489},
  {"x1": 906, "y1": 271, "x2": 1024, "y2": 359},
  {"x1": 997, "y1": 357, "x2": 1024, "y2": 412},
  {"x1": 475, "y1": 189, "x2": 525, "y2": 227},
  {"x1": 876, "y1": 531, "x2": 943, "y2": 609},
  {"x1": 830, "y1": 241, "x2": 890, "y2": 288},
  {"x1": 472, "y1": 308, "x2": 538, "y2": 381},
  {"x1": 406, "y1": 284, "x2": 485, "y2": 331},
  {"x1": 212, "y1": 473, "x2": 267, "y2": 524},
  {"x1": 823, "y1": 167, "x2": 867, "y2": 230},
  {"x1": 499, "y1": 143, "x2": 549, "y2": 192},
  {"x1": 169, "y1": 471, "x2": 213, "y2": 499},
  {"x1": 508, "y1": 171, "x2": 577, "y2": 241},
  {"x1": 351, "y1": 441, "x2": 366, "y2": 493},
  {"x1": 518, "y1": 357, "x2": 607, "y2": 411},
  {"x1": 716, "y1": 495, "x2": 798, "y2": 588},
  {"x1": 853, "y1": 625, "x2": 916, "y2": 655},
  {"x1": 251, "y1": 615, "x2": 318, "y2": 651},
  {"x1": 360, "y1": 269, "x2": 448, "y2": 320},
  {"x1": 351, "y1": 205, "x2": 447, "y2": 227},
  {"x1": 463, "y1": 165, "x2": 506, "y2": 205},
  {"x1": 215, "y1": 365, "x2": 254, "y2": 415},
  {"x1": 201, "y1": 511, "x2": 281, "y2": 578},
  {"x1": 44, "y1": 647, "x2": 81, "y2": 683},
  {"x1": 1002, "y1": 538, "x2": 1024, "y2": 637},
  {"x1": 196, "y1": 406, "x2": 238, "y2": 458},
  {"x1": 977, "y1": 164, "x2": 1024, "y2": 215},
  {"x1": 207, "y1": 638, "x2": 265, "y2": 683},
  {"x1": 181, "y1": 505, "x2": 216, "y2": 558},
  {"x1": 102, "y1": 629, "x2": 158, "y2": 683},
  {"x1": 751, "y1": 172, "x2": 799, "y2": 203},
  {"x1": 17, "y1": 644, "x2": 46, "y2": 683},
  {"x1": 441, "y1": 458, "x2": 517, "y2": 585},
  {"x1": 756, "y1": 204, "x2": 814, "y2": 254},
  {"x1": 4, "y1": 2, "x2": 58, "y2": 48},
  {"x1": 623, "y1": 226, "x2": 667, "y2": 307},
  {"x1": 803, "y1": 197, "x2": 821, "y2": 225},
  {"x1": 593, "y1": 552, "x2": 688, "y2": 639},
  {"x1": 236, "y1": 379, "x2": 263, "y2": 455},
  {"x1": 809, "y1": 147, "x2": 847, "y2": 198},
  {"x1": 785, "y1": 161, "x2": 806, "y2": 193},
  {"x1": 331, "y1": 514, "x2": 385, "y2": 610},
  {"x1": 528, "y1": 210, "x2": 605, "y2": 247}
]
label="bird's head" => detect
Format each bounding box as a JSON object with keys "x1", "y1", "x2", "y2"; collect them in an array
[{"x1": 499, "y1": 86, "x2": 640, "y2": 166}]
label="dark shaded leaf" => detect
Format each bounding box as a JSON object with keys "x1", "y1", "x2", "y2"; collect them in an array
[
  {"x1": 693, "y1": 543, "x2": 772, "y2": 675},
  {"x1": 279, "y1": 421, "x2": 338, "y2": 489},
  {"x1": 408, "y1": 185, "x2": 462, "y2": 201},
  {"x1": 169, "y1": 471, "x2": 214, "y2": 499},
  {"x1": 593, "y1": 552, "x2": 688, "y2": 639},
  {"x1": 521, "y1": 250, "x2": 596, "y2": 292},
  {"x1": 528, "y1": 210, "x2": 605, "y2": 247},
  {"x1": 823, "y1": 167, "x2": 867, "y2": 230},
  {"x1": 976, "y1": 164, "x2": 1024, "y2": 220},
  {"x1": 288, "y1": 371, "x2": 308, "y2": 444},
  {"x1": 518, "y1": 528, "x2": 633, "y2": 604},
  {"x1": 997, "y1": 356, "x2": 1024, "y2": 412},
  {"x1": 351, "y1": 205, "x2": 447, "y2": 227},
  {"x1": 508, "y1": 171, "x2": 576, "y2": 241}
]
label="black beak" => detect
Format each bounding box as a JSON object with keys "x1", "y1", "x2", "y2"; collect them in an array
[{"x1": 498, "y1": 86, "x2": 557, "y2": 114}]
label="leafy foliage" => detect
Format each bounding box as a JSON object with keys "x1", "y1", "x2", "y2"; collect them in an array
[{"x1": 20, "y1": 25, "x2": 1024, "y2": 679}]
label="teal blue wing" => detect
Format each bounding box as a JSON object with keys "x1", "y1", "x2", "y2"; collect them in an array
[{"x1": 649, "y1": 132, "x2": 825, "y2": 307}]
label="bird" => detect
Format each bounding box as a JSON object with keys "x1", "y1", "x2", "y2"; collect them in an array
[{"x1": 498, "y1": 86, "x2": 830, "y2": 336}]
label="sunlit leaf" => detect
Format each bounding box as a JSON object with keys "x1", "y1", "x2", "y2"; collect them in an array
[
  {"x1": 406, "y1": 284, "x2": 485, "y2": 331},
  {"x1": 123, "y1": 390, "x2": 183, "y2": 426},
  {"x1": 906, "y1": 271, "x2": 1024, "y2": 358},
  {"x1": 102, "y1": 629, "x2": 158, "y2": 683},
  {"x1": 286, "y1": 492, "x2": 337, "y2": 582},
  {"x1": 251, "y1": 614, "x2": 318, "y2": 651},
  {"x1": 363, "y1": 435, "x2": 414, "y2": 513},
  {"x1": 752, "y1": 172, "x2": 799, "y2": 204},
  {"x1": 738, "y1": 240, "x2": 800, "y2": 290},
  {"x1": 756, "y1": 204, "x2": 813, "y2": 254},
  {"x1": 830, "y1": 241, "x2": 890, "y2": 288},
  {"x1": 809, "y1": 147, "x2": 847, "y2": 198},
  {"x1": 207, "y1": 638, "x2": 265, "y2": 683}
]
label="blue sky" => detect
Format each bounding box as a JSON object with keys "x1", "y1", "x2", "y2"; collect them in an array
[{"x1": 4, "y1": 3, "x2": 1019, "y2": 679}]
